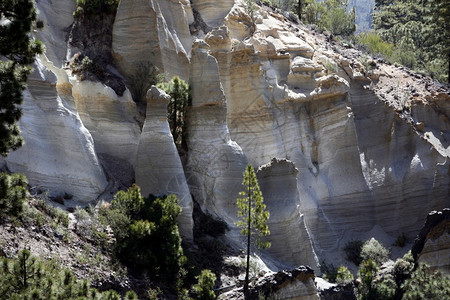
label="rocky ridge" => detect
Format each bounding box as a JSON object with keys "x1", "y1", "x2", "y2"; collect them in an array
[{"x1": 1, "y1": 0, "x2": 448, "y2": 278}]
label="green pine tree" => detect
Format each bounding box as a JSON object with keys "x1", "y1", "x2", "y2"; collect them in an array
[
  {"x1": 192, "y1": 269, "x2": 216, "y2": 300},
  {"x1": 0, "y1": 0, "x2": 44, "y2": 156},
  {"x1": 158, "y1": 76, "x2": 190, "y2": 149},
  {"x1": 372, "y1": 0, "x2": 449, "y2": 82},
  {"x1": 235, "y1": 165, "x2": 270, "y2": 298}
]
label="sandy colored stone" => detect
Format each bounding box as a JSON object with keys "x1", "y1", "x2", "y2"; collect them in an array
[
  {"x1": 4, "y1": 60, "x2": 107, "y2": 203},
  {"x1": 112, "y1": 0, "x2": 191, "y2": 82},
  {"x1": 70, "y1": 78, "x2": 140, "y2": 167},
  {"x1": 191, "y1": 0, "x2": 235, "y2": 28},
  {"x1": 135, "y1": 86, "x2": 193, "y2": 241}
]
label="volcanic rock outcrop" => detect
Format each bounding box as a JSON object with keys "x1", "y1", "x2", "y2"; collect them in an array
[
  {"x1": 412, "y1": 209, "x2": 450, "y2": 273},
  {"x1": 185, "y1": 39, "x2": 248, "y2": 225},
  {"x1": 4, "y1": 0, "x2": 448, "y2": 277},
  {"x1": 1, "y1": 59, "x2": 107, "y2": 203},
  {"x1": 112, "y1": 0, "x2": 192, "y2": 80},
  {"x1": 135, "y1": 86, "x2": 193, "y2": 240}
]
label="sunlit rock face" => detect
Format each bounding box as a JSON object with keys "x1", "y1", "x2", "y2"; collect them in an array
[
  {"x1": 203, "y1": 2, "x2": 449, "y2": 268},
  {"x1": 69, "y1": 78, "x2": 140, "y2": 168},
  {"x1": 257, "y1": 158, "x2": 319, "y2": 271},
  {"x1": 3, "y1": 60, "x2": 107, "y2": 203},
  {"x1": 185, "y1": 40, "x2": 248, "y2": 226},
  {"x1": 349, "y1": 82, "x2": 449, "y2": 238},
  {"x1": 135, "y1": 86, "x2": 193, "y2": 241},
  {"x1": 185, "y1": 40, "x2": 250, "y2": 255},
  {"x1": 35, "y1": 0, "x2": 77, "y2": 67},
  {"x1": 112, "y1": 0, "x2": 192, "y2": 82},
  {"x1": 7, "y1": 0, "x2": 448, "y2": 272},
  {"x1": 191, "y1": 0, "x2": 235, "y2": 28}
]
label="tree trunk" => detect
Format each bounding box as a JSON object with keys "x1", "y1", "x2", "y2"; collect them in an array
[
  {"x1": 244, "y1": 181, "x2": 251, "y2": 298},
  {"x1": 448, "y1": 52, "x2": 450, "y2": 84},
  {"x1": 297, "y1": 0, "x2": 302, "y2": 21}
]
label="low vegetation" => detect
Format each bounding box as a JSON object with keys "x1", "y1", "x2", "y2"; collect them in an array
[
  {"x1": 0, "y1": 173, "x2": 28, "y2": 220},
  {"x1": 129, "y1": 62, "x2": 164, "y2": 103},
  {"x1": 74, "y1": 0, "x2": 120, "y2": 18},
  {"x1": 0, "y1": 249, "x2": 136, "y2": 300}
]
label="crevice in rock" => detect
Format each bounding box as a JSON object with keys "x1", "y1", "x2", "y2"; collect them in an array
[
  {"x1": 67, "y1": 11, "x2": 126, "y2": 96},
  {"x1": 189, "y1": 2, "x2": 211, "y2": 35}
]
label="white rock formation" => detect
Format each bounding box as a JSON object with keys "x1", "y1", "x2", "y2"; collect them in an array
[
  {"x1": 35, "y1": 0, "x2": 77, "y2": 67},
  {"x1": 257, "y1": 158, "x2": 319, "y2": 271},
  {"x1": 135, "y1": 86, "x2": 193, "y2": 241},
  {"x1": 186, "y1": 40, "x2": 248, "y2": 224},
  {"x1": 7, "y1": 0, "x2": 447, "y2": 276},
  {"x1": 4, "y1": 59, "x2": 107, "y2": 203},
  {"x1": 70, "y1": 78, "x2": 140, "y2": 168},
  {"x1": 112, "y1": 0, "x2": 192, "y2": 81},
  {"x1": 191, "y1": 0, "x2": 235, "y2": 28}
]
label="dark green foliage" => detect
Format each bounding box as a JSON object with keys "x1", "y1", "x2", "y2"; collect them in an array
[
  {"x1": 0, "y1": 172, "x2": 27, "y2": 219},
  {"x1": 356, "y1": 32, "x2": 394, "y2": 58},
  {"x1": 402, "y1": 264, "x2": 450, "y2": 300},
  {"x1": 394, "y1": 233, "x2": 407, "y2": 247},
  {"x1": 0, "y1": 0, "x2": 44, "y2": 156},
  {"x1": 358, "y1": 259, "x2": 381, "y2": 300},
  {"x1": 36, "y1": 20, "x2": 44, "y2": 29},
  {"x1": 74, "y1": 0, "x2": 120, "y2": 17},
  {"x1": 356, "y1": 249, "x2": 449, "y2": 300},
  {"x1": 321, "y1": 261, "x2": 338, "y2": 282},
  {"x1": 158, "y1": 76, "x2": 190, "y2": 149},
  {"x1": 102, "y1": 185, "x2": 185, "y2": 283},
  {"x1": 192, "y1": 269, "x2": 216, "y2": 300},
  {"x1": 336, "y1": 266, "x2": 354, "y2": 285},
  {"x1": 360, "y1": 238, "x2": 390, "y2": 266},
  {"x1": 0, "y1": 249, "x2": 131, "y2": 300},
  {"x1": 344, "y1": 240, "x2": 363, "y2": 266},
  {"x1": 303, "y1": 0, "x2": 356, "y2": 36},
  {"x1": 372, "y1": 0, "x2": 449, "y2": 82},
  {"x1": 129, "y1": 61, "x2": 164, "y2": 103},
  {"x1": 392, "y1": 251, "x2": 414, "y2": 288},
  {"x1": 236, "y1": 164, "x2": 270, "y2": 296}
]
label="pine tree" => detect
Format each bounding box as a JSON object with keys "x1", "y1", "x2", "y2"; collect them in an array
[
  {"x1": 0, "y1": 0, "x2": 44, "y2": 156},
  {"x1": 372, "y1": 0, "x2": 449, "y2": 82},
  {"x1": 235, "y1": 165, "x2": 270, "y2": 298},
  {"x1": 158, "y1": 76, "x2": 189, "y2": 149}
]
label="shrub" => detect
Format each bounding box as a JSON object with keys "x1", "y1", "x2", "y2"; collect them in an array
[
  {"x1": 394, "y1": 232, "x2": 407, "y2": 247},
  {"x1": 356, "y1": 32, "x2": 394, "y2": 58},
  {"x1": 321, "y1": 261, "x2": 338, "y2": 282},
  {"x1": 360, "y1": 238, "x2": 389, "y2": 266},
  {"x1": 243, "y1": 0, "x2": 259, "y2": 34},
  {"x1": 402, "y1": 264, "x2": 450, "y2": 300},
  {"x1": 128, "y1": 61, "x2": 164, "y2": 103},
  {"x1": 74, "y1": 0, "x2": 120, "y2": 17},
  {"x1": 325, "y1": 7, "x2": 356, "y2": 36},
  {"x1": 192, "y1": 269, "x2": 216, "y2": 300},
  {"x1": 358, "y1": 259, "x2": 378, "y2": 300},
  {"x1": 36, "y1": 20, "x2": 44, "y2": 29},
  {"x1": 0, "y1": 249, "x2": 130, "y2": 299},
  {"x1": 336, "y1": 266, "x2": 354, "y2": 285},
  {"x1": 0, "y1": 173, "x2": 27, "y2": 219},
  {"x1": 371, "y1": 275, "x2": 396, "y2": 300},
  {"x1": 344, "y1": 240, "x2": 363, "y2": 266},
  {"x1": 392, "y1": 251, "x2": 414, "y2": 286},
  {"x1": 103, "y1": 185, "x2": 185, "y2": 284}
]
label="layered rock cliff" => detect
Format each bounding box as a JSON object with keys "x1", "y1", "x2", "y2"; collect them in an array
[{"x1": 3, "y1": 0, "x2": 449, "y2": 274}]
